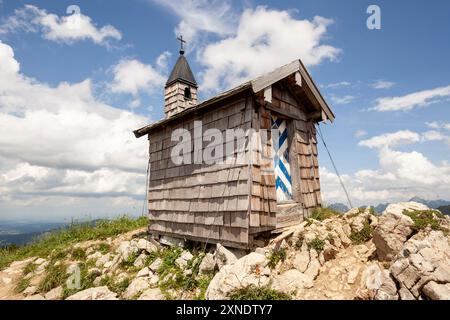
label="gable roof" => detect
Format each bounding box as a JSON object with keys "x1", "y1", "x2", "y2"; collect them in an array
[
  {"x1": 165, "y1": 54, "x2": 197, "y2": 88},
  {"x1": 135, "y1": 59, "x2": 334, "y2": 138}
]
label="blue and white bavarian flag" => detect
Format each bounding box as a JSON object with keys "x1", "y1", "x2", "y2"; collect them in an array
[{"x1": 271, "y1": 116, "x2": 293, "y2": 202}]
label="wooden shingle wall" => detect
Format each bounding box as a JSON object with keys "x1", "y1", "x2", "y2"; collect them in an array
[{"x1": 147, "y1": 95, "x2": 253, "y2": 247}]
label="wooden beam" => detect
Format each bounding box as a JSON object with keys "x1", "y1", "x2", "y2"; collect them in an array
[
  {"x1": 265, "y1": 104, "x2": 301, "y2": 120},
  {"x1": 264, "y1": 86, "x2": 272, "y2": 104},
  {"x1": 295, "y1": 71, "x2": 302, "y2": 87}
]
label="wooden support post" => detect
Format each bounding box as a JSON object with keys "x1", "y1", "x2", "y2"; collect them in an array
[
  {"x1": 295, "y1": 71, "x2": 302, "y2": 88},
  {"x1": 264, "y1": 86, "x2": 272, "y2": 104}
]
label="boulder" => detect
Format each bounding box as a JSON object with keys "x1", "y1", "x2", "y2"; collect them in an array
[
  {"x1": 136, "y1": 267, "x2": 150, "y2": 278},
  {"x1": 149, "y1": 258, "x2": 162, "y2": 272},
  {"x1": 117, "y1": 241, "x2": 139, "y2": 261},
  {"x1": 292, "y1": 249, "x2": 310, "y2": 273},
  {"x1": 137, "y1": 239, "x2": 159, "y2": 253},
  {"x1": 95, "y1": 253, "x2": 111, "y2": 268},
  {"x1": 422, "y1": 281, "x2": 450, "y2": 300},
  {"x1": 206, "y1": 252, "x2": 270, "y2": 300},
  {"x1": 123, "y1": 277, "x2": 151, "y2": 299},
  {"x1": 390, "y1": 230, "x2": 450, "y2": 299},
  {"x1": 215, "y1": 244, "x2": 238, "y2": 269},
  {"x1": 138, "y1": 288, "x2": 164, "y2": 300},
  {"x1": 24, "y1": 294, "x2": 46, "y2": 300},
  {"x1": 199, "y1": 253, "x2": 216, "y2": 274},
  {"x1": 133, "y1": 253, "x2": 148, "y2": 268},
  {"x1": 373, "y1": 202, "x2": 423, "y2": 261},
  {"x1": 23, "y1": 286, "x2": 38, "y2": 296},
  {"x1": 272, "y1": 270, "x2": 314, "y2": 293},
  {"x1": 66, "y1": 287, "x2": 118, "y2": 300},
  {"x1": 44, "y1": 286, "x2": 63, "y2": 300},
  {"x1": 175, "y1": 251, "x2": 194, "y2": 269}
]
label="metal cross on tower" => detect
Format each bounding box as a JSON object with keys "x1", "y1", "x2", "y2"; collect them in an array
[{"x1": 177, "y1": 35, "x2": 186, "y2": 55}]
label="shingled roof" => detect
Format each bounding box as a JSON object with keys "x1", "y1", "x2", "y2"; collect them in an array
[
  {"x1": 135, "y1": 59, "x2": 334, "y2": 138},
  {"x1": 165, "y1": 54, "x2": 197, "y2": 88}
]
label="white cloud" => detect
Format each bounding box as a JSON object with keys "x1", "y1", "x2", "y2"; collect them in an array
[
  {"x1": 152, "y1": 0, "x2": 236, "y2": 43},
  {"x1": 0, "y1": 41, "x2": 149, "y2": 219},
  {"x1": 110, "y1": 59, "x2": 165, "y2": 96},
  {"x1": 0, "y1": 5, "x2": 122, "y2": 46},
  {"x1": 372, "y1": 84, "x2": 450, "y2": 112},
  {"x1": 321, "y1": 130, "x2": 450, "y2": 206},
  {"x1": 426, "y1": 121, "x2": 450, "y2": 131},
  {"x1": 354, "y1": 130, "x2": 368, "y2": 138},
  {"x1": 358, "y1": 130, "x2": 421, "y2": 149},
  {"x1": 323, "y1": 81, "x2": 351, "y2": 88},
  {"x1": 331, "y1": 95, "x2": 356, "y2": 105},
  {"x1": 198, "y1": 6, "x2": 340, "y2": 91},
  {"x1": 372, "y1": 80, "x2": 395, "y2": 89},
  {"x1": 156, "y1": 51, "x2": 172, "y2": 71}
]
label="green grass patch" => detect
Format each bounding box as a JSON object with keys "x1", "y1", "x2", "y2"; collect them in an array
[
  {"x1": 229, "y1": 285, "x2": 291, "y2": 300},
  {"x1": 22, "y1": 261, "x2": 38, "y2": 275},
  {"x1": 71, "y1": 247, "x2": 86, "y2": 261},
  {"x1": 94, "y1": 243, "x2": 111, "y2": 255},
  {"x1": 38, "y1": 263, "x2": 68, "y2": 293},
  {"x1": 100, "y1": 276, "x2": 130, "y2": 295},
  {"x1": 62, "y1": 261, "x2": 100, "y2": 298},
  {"x1": 310, "y1": 207, "x2": 340, "y2": 221},
  {"x1": 119, "y1": 251, "x2": 139, "y2": 270},
  {"x1": 0, "y1": 216, "x2": 147, "y2": 270},
  {"x1": 350, "y1": 223, "x2": 374, "y2": 244},
  {"x1": 403, "y1": 210, "x2": 445, "y2": 233},
  {"x1": 267, "y1": 248, "x2": 287, "y2": 269},
  {"x1": 307, "y1": 238, "x2": 325, "y2": 252},
  {"x1": 15, "y1": 277, "x2": 31, "y2": 293}
]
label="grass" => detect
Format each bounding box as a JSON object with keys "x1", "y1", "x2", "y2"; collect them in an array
[
  {"x1": 95, "y1": 243, "x2": 111, "y2": 255},
  {"x1": 310, "y1": 206, "x2": 340, "y2": 221},
  {"x1": 38, "y1": 263, "x2": 68, "y2": 293},
  {"x1": 119, "y1": 251, "x2": 139, "y2": 270},
  {"x1": 71, "y1": 247, "x2": 86, "y2": 261},
  {"x1": 307, "y1": 238, "x2": 325, "y2": 252},
  {"x1": 403, "y1": 210, "x2": 445, "y2": 233},
  {"x1": 22, "y1": 261, "x2": 38, "y2": 275},
  {"x1": 267, "y1": 248, "x2": 287, "y2": 269},
  {"x1": 100, "y1": 276, "x2": 130, "y2": 295},
  {"x1": 229, "y1": 285, "x2": 291, "y2": 300},
  {"x1": 62, "y1": 260, "x2": 99, "y2": 298},
  {"x1": 15, "y1": 277, "x2": 31, "y2": 293},
  {"x1": 350, "y1": 222, "x2": 374, "y2": 244},
  {"x1": 0, "y1": 216, "x2": 148, "y2": 270}
]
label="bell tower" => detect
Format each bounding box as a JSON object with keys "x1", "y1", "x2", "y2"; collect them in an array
[{"x1": 164, "y1": 36, "x2": 198, "y2": 118}]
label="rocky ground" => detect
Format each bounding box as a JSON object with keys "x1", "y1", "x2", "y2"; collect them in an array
[{"x1": 1, "y1": 201, "x2": 449, "y2": 300}]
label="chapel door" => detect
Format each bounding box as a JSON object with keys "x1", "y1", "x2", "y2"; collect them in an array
[{"x1": 271, "y1": 115, "x2": 293, "y2": 202}]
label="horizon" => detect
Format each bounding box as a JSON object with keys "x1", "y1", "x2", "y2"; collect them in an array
[{"x1": 1, "y1": 0, "x2": 450, "y2": 221}]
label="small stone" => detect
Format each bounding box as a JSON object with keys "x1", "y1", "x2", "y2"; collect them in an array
[
  {"x1": 136, "y1": 267, "x2": 150, "y2": 278},
  {"x1": 45, "y1": 286, "x2": 63, "y2": 300},
  {"x1": 123, "y1": 277, "x2": 151, "y2": 299},
  {"x1": 149, "y1": 258, "x2": 162, "y2": 272},
  {"x1": 23, "y1": 286, "x2": 38, "y2": 296},
  {"x1": 199, "y1": 253, "x2": 216, "y2": 274},
  {"x1": 24, "y1": 294, "x2": 46, "y2": 300},
  {"x1": 66, "y1": 286, "x2": 118, "y2": 300},
  {"x1": 175, "y1": 250, "x2": 193, "y2": 269},
  {"x1": 133, "y1": 253, "x2": 148, "y2": 268},
  {"x1": 138, "y1": 288, "x2": 164, "y2": 300}
]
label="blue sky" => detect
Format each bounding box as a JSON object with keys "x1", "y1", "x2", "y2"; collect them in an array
[{"x1": 0, "y1": 0, "x2": 449, "y2": 222}]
